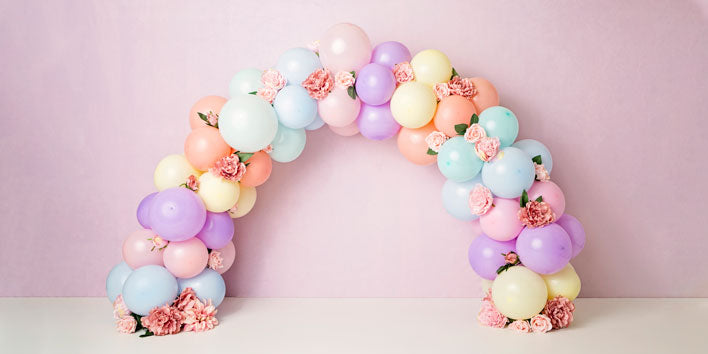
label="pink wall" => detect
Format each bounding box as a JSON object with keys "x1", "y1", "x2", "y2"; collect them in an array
[{"x1": 1, "y1": 0, "x2": 707, "y2": 297}]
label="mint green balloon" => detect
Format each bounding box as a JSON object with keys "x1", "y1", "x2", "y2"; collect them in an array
[
  {"x1": 269, "y1": 123, "x2": 306, "y2": 163},
  {"x1": 479, "y1": 106, "x2": 519, "y2": 148},
  {"x1": 229, "y1": 68, "x2": 263, "y2": 97},
  {"x1": 436, "y1": 136, "x2": 483, "y2": 182}
]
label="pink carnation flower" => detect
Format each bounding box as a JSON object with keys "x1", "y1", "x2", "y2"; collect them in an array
[
  {"x1": 185, "y1": 174, "x2": 199, "y2": 191},
  {"x1": 433, "y1": 82, "x2": 451, "y2": 101},
  {"x1": 535, "y1": 163, "x2": 550, "y2": 181},
  {"x1": 475, "y1": 137, "x2": 500, "y2": 162},
  {"x1": 182, "y1": 298, "x2": 219, "y2": 333},
  {"x1": 393, "y1": 62, "x2": 415, "y2": 84},
  {"x1": 508, "y1": 320, "x2": 531, "y2": 333},
  {"x1": 518, "y1": 200, "x2": 556, "y2": 228},
  {"x1": 448, "y1": 76, "x2": 477, "y2": 100},
  {"x1": 175, "y1": 287, "x2": 199, "y2": 312},
  {"x1": 543, "y1": 296, "x2": 575, "y2": 329},
  {"x1": 141, "y1": 305, "x2": 182, "y2": 336},
  {"x1": 210, "y1": 155, "x2": 246, "y2": 182},
  {"x1": 205, "y1": 111, "x2": 219, "y2": 126},
  {"x1": 208, "y1": 251, "x2": 224, "y2": 270},
  {"x1": 468, "y1": 184, "x2": 493, "y2": 215},
  {"x1": 256, "y1": 87, "x2": 278, "y2": 104},
  {"x1": 425, "y1": 131, "x2": 448, "y2": 152},
  {"x1": 504, "y1": 252, "x2": 518, "y2": 264},
  {"x1": 113, "y1": 295, "x2": 131, "y2": 320},
  {"x1": 261, "y1": 69, "x2": 287, "y2": 90},
  {"x1": 530, "y1": 314, "x2": 553, "y2": 333},
  {"x1": 477, "y1": 301, "x2": 508, "y2": 328},
  {"x1": 263, "y1": 144, "x2": 273, "y2": 154},
  {"x1": 464, "y1": 123, "x2": 486, "y2": 143},
  {"x1": 116, "y1": 315, "x2": 137, "y2": 334},
  {"x1": 302, "y1": 68, "x2": 334, "y2": 100},
  {"x1": 334, "y1": 71, "x2": 355, "y2": 89},
  {"x1": 227, "y1": 203, "x2": 238, "y2": 217}
]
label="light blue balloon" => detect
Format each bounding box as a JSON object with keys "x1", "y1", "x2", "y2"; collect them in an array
[
  {"x1": 437, "y1": 136, "x2": 483, "y2": 182},
  {"x1": 178, "y1": 268, "x2": 226, "y2": 307},
  {"x1": 479, "y1": 106, "x2": 519, "y2": 148},
  {"x1": 269, "y1": 123, "x2": 306, "y2": 163},
  {"x1": 305, "y1": 114, "x2": 325, "y2": 131},
  {"x1": 229, "y1": 68, "x2": 263, "y2": 97},
  {"x1": 106, "y1": 261, "x2": 132, "y2": 303},
  {"x1": 441, "y1": 175, "x2": 487, "y2": 221},
  {"x1": 275, "y1": 47, "x2": 322, "y2": 85},
  {"x1": 273, "y1": 85, "x2": 317, "y2": 129},
  {"x1": 219, "y1": 95, "x2": 279, "y2": 152},
  {"x1": 481, "y1": 147, "x2": 535, "y2": 198},
  {"x1": 122, "y1": 265, "x2": 178, "y2": 316},
  {"x1": 512, "y1": 139, "x2": 553, "y2": 173}
]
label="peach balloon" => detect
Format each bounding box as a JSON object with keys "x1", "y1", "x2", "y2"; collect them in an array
[
  {"x1": 470, "y1": 78, "x2": 499, "y2": 113},
  {"x1": 162, "y1": 237, "x2": 209, "y2": 279},
  {"x1": 329, "y1": 120, "x2": 359, "y2": 137},
  {"x1": 189, "y1": 95, "x2": 227, "y2": 130},
  {"x1": 479, "y1": 198, "x2": 524, "y2": 241},
  {"x1": 214, "y1": 241, "x2": 235, "y2": 274},
  {"x1": 122, "y1": 229, "x2": 164, "y2": 269},
  {"x1": 396, "y1": 122, "x2": 437, "y2": 165},
  {"x1": 184, "y1": 127, "x2": 232, "y2": 171},
  {"x1": 318, "y1": 23, "x2": 372, "y2": 73},
  {"x1": 433, "y1": 95, "x2": 478, "y2": 137},
  {"x1": 527, "y1": 181, "x2": 566, "y2": 218},
  {"x1": 318, "y1": 88, "x2": 361, "y2": 127},
  {"x1": 239, "y1": 151, "x2": 272, "y2": 187}
]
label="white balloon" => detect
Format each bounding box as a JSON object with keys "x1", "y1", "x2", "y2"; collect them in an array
[{"x1": 219, "y1": 95, "x2": 278, "y2": 152}]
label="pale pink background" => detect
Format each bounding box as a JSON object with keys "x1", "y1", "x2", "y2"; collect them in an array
[{"x1": 1, "y1": 0, "x2": 707, "y2": 297}]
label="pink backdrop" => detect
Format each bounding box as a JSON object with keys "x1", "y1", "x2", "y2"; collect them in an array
[{"x1": 1, "y1": 0, "x2": 707, "y2": 297}]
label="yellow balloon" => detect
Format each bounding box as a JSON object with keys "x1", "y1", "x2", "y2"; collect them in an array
[
  {"x1": 541, "y1": 263, "x2": 581, "y2": 300},
  {"x1": 197, "y1": 173, "x2": 240, "y2": 212},
  {"x1": 228, "y1": 185, "x2": 257, "y2": 218},
  {"x1": 480, "y1": 279, "x2": 493, "y2": 295},
  {"x1": 153, "y1": 154, "x2": 201, "y2": 191},
  {"x1": 491, "y1": 267, "x2": 548, "y2": 320},
  {"x1": 410, "y1": 49, "x2": 452, "y2": 86},
  {"x1": 390, "y1": 82, "x2": 437, "y2": 128}
]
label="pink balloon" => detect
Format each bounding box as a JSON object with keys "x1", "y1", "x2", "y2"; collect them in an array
[
  {"x1": 214, "y1": 241, "x2": 235, "y2": 275},
  {"x1": 319, "y1": 23, "x2": 372, "y2": 73},
  {"x1": 163, "y1": 238, "x2": 208, "y2": 278},
  {"x1": 329, "y1": 120, "x2": 359, "y2": 137},
  {"x1": 122, "y1": 229, "x2": 164, "y2": 269},
  {"x1": 318, "y1": 88, "x2": 361, "y2": 127},
  {"x1": 480, "y1": 198, "x2": 524, "y2": 241},
  {"x1": 469, "y1": 218, "x2": 483, "y2": 237},
  {"x1": 527, "y1": 181, "x2": 566, "y2": 218}
]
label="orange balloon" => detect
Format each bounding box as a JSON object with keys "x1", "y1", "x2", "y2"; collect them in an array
[
  {"x1": 470, "y1": 78, "x2": 499, "y2": 113},
  {"x1": 396, "y1": 122, "x2": 437, "y2": 165},
  {"x1": 433, "y1": 95, "x2": 477, "y2": 137},
  {"x1": 184, "y1": 127, "x2": 231, "y2": 171},
  {"x1": 189, "y1": 96, "x2": 227, "y2": 130},
  {"x1": 240, "y1": 151, "x2": 273, "y2": 187}
]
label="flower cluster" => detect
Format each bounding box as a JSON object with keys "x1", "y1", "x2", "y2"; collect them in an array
[
  {"x1": 197, "y1": 111, "x2": 220, "y2": 128},
  {"x1": 535, "y1": 163, "x2": 550, "y2": 181},
  {"x1": 425, "y1": 131, "x2": 448, "y2": 153},
  {"x1": 433, "y1": 76, "x2": 477, "y2": 101},
  {"x1": 463, "y1": 123, "x2": 486, "y2": 143},
  {"x1": 302, "y1": 68, "x2": 334, "y2": 100},
  {"x1": 334, "y1": 71, "x2": 355, "y2": 89},
  {"x1": 478, "y1": 293, "x2": 575, "y2": 333},
  {"x1": 208, "y1": 250, "x2": 224, "y2": 270},
  {"x1": 210, "y1": 154, "x2": 247, "y2": 182},
  {"x1": 393, "y1": 62, "x2": 415, "y2": 84},
  {"x1": 518, "y1": 200, "x2": 556, "y2": 228},
  {"x1": 469, "y1": 184, "x2": 494, "y2": 215},
  {"x1": 256, "y1": 69, "x2": 288, "y2": 104},
  {"x1": 182, "y1": 174, "x2": 199, "y2": 191},
  {"x1": 474, "y1": 137, "x2": 500, "y2": 162}
]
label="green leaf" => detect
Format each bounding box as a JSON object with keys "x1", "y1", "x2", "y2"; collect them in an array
[
  {"x1": 197, "y1": 112, "x2": 209, "y2": 123},
  {"x1": 532, "y1": 155, "x2": 543, "y2": 165},
  {"x1": 315, "y1": 51, "x2": 319, "y2": 57},
  {"x1": 520, "y1": 190, "x2": 529, "y2": 207},
  {"x1": 496, "y1": 263, "x2": 512, "y2": 274},
  {"x1": 236, "y1": 152, "x2": 254, "y2": 162},
  {"x1": 347, "y1": 85, "x2": 357, "y2": 100},
  {"x1": 426, "y1": 148, "x2": 438, "y2": 155},
  {"x1": 535, "y1": 196, "x2": 543, "y2": 202},
  {"x1": 454, "y1": 123, "x2": 468, "y2": 135},
  {"x1": 139, "y1": 329, "x2": 154, "y2": 338},
  {"x1": 451, "y1": 67, "x2": 459, "y2": 79},
  {"x1": 469, "y1": 113, "x2": 479, "y2": 125},
  {"x1": 350, "y1": 70, "x2": 356, "y2": 78},
  {"x1": 248, "y1": 91, "x2": 257, "y2": 95}
]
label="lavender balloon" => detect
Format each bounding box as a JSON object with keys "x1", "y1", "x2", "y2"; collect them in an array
[
  {"x1": 468, "y1": 234, "x2": 516, "y2": 280},
  {"x1": 555, "y1": 214, "x2": 586, "y2": 258},
  {"x1": 196, "y1": 212, "x2": 235, "y2": 249},
  {"x1": 136, "y1": 192, "x2": 157, "y2": 228},
  {"x1": 371, "y1": 41, "x2": 412, "y2": 69},
  {"x1": 515, "y1": 223, "x2": 572, "y2": 274},
  {"x1": 149, "y1": 187, "x2": 206, "y2": 242},
  {"x1": 357, "y1": 103, "x2": 401, "y2": 140},
  {"x1": 355, "y1": 63, "x2": 396, "y2": 105}
]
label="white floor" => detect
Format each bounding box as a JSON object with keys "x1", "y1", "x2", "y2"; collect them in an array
[{"x1": 0, "y1": 298, "x2": 705, "y2": 353}]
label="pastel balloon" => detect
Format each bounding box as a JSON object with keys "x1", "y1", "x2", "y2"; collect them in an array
[
  {"x1": 163, "y1": 238, "x2": 209, "y2": 279},
  {"x1": 213, "y1": 241, "x2": 235, "y2": 274},
  {"x1": 219, "y1": 95, "x2": 278, "y2": 152},
  {"x1": 513, "y1": 139, "x2": 553, "y2": 173},
  {"x1": 122, "y1": 265, "x2": 178, "y2": 316},
  {"x1": 273, "y1": 85, "x2": 317, "y2": 129},
  {"x1": 178, "y1": 268, "x2": 226, "y2": 307},
  {"x1": 318, "y1": 87, "x2": 361, "y2": 127},
  {"x1": 370, "y1": 41, "x2": 412, "y2": 69},
  {"x1": 482, "y1": 147, "x2": 535, "y2": 198},
  {"x1": 527, "y1": 181, "x2": 566, "y2": 218},
  {"x1": 228, "y1": 185, "x2": 257, "y2": 218},
  {"x1": 469, "y1": 218, "x2": 483, "y2": 237},
  {"x1": 305, "y1": 114, "x2": 325, "y2": 130},
  {"x1": 468, "y1": 234, "x2": 516, "y2": 280},
  {"x1": 196, "y1": 212, "x2": 234, "y2": 249},
  {"x1": 396, "y1": 122, "x2": 437, "y2": 165},
  {"x1": 122, "y1": 229, "x2": 165, "y2": 269},
  {"x1": 136, "y1": 192, "x2": 157, "y2": 228},
  {"x1": 441, "y1": 175, "x2": 483, "y2": 221},
  {"x1": 275, "y1": 47, "x2": 322, "y2": 85},
  {"x1": 491, "y1": 266, "x2": 548, "y2": 320},
  {"x1": 329, "y1": 120, "x2": 360, "y2": 137},
  {"x1": 229, "y1": 68, "x2": 263, "y2": 97},
  {"x1": 437, "y1": 136, "x2": 483, "y2": 182},
  {"x1": 239, "y1": 151, "x2": 272, "y2": 187},
  {"x1": 357, "y1": 102, "x2": 400, "y2": 140},
  {"x1": 410, "y1": 49, "x2": 452, "y2": 86},
  {"x1": 106, "y1": 261, "x2": 132, "y2": 303},
  {"x1": 541, "y1": 263, "x2": 581, "y2": 300},
  {"x1": 469, "y1": 78, "x2": 499, "y2": 113},
  {"x1": 480, "y1": 278, "x2": 493, "y2": 295},
  {"x1": 184, "y1": 127, "x2": 232, "y2": 171},
  {"x1": 516, "y1": 223, "x2": 573, "y2": 274},
  {"x1": 478, "y1": 106, "x2": 519, "y2": 148},
  {"x1": 355, "y1": 63, "x2": 396, "y2": 105},
  {"x1": 189, "y1": 96, "x2": 227, "y2": 130},
  {"x1": 433, "y1": 95, "x2": 477, "y2": 137},
  {"x1": 149, "y1": 187, "x2": 207, "y2": 241},
  {"x1": 319, "y1": 23, "x2": 372, "y2": 73},
  {"x1": 555, "y1": 214, "x2": 586, "y2": 258},
  {"x1": 197, "y1": 172, "x2": 240, "y2": 212},
  {"x1": 390, "y1": 82, "x2": 437, "y2": 128},
  {"x1": 269, "y1": 123, "x2": 306, "y2": 162},
  {"x1": 153, "y1": 154, "x2": 201, "y2": 191},
  {"x1": 479, "y1": 198, "x2": 524, "y2": 241}
]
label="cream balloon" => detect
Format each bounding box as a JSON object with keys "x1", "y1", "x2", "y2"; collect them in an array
[
  {"x1": 410, "y1": 49, "x2": 452, "y2": 86},
  {"x1": 541, "y1": 263, "x2": 581, "y2": 300},
  {"x1": 491, "y1": 267, "x2": 548, "y2": 320},
  {"x1": 153, "y1": 154, "x2": 201, "y2": 191},
  {"x1": 480, "y1": 279, "x2": 493, "y2": 295},
  {"x1": 390, "y1": 82, "x2": 437, "y2": 128},
  {"x1": 197, "y1": 173, "x2": 240, "y2": 212},
  {"x1": 228, "y1": 185, "x2": 257, "y2": 218}
]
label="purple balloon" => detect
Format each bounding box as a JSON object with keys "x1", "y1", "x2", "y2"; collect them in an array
[
  {"x1": 555, "y1": 214, "x2": 586, "y2": 258},
  {"x1": 370, "y1": 41, "x2": 412, "y2": 69},
  {"x1": 149, "y1": 187, "x2": 206, "y2": 242},
  {"x1": 468, "y1": 234, "x2": 517, "y2": 280},
  {"x1": 196, "y1": 212, "x2": 235, "y2": 249},
  {"x1": 136, "y1": 192, "x2": 157, "y2": 228},
  {"x1": 516, "y1": 224, "x2": 572, "y2": 274},
  {"x1": 355, "y1": 63, "x2": 396, "y2": 105},
  {"x1": 357, "y1": 103, "x2": 401, "y2": 140}
]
